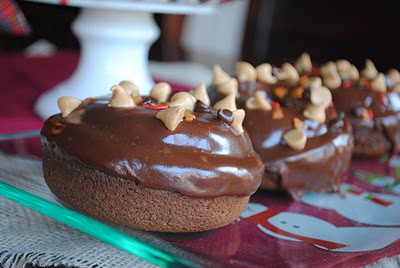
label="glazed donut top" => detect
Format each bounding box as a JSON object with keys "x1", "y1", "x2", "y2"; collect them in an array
[
  {"x1": 210, "y1": 61, "x2": 353, "y2": 162},
  {"x1": 41, "y1": 82, "x2": 264, "y2": 198},
  {"x1": 318, "y1": 58, "x2": 400, "y2": 155}
]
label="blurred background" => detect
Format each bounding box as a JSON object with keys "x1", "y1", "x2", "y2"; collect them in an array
[{"x1": 1, "y1": 0, "x2": 400, "y2": 72}]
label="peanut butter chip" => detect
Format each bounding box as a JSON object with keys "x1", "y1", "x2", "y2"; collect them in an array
[
  {"x1": 283, "y1": 129, "x2": 307, "y2": 150},
  {"x1": 214, "y1": 93, "x2": 237, "y2": 111},
  {"x1": 256, "y1": 63, "x2": 277, "y2": 84},
  {"x1": 309, "y1": 77, "x2": 322, "y2": 89},
  {"x1": 348, "y1": 65, "x2": 360, "y2": 81},
  {"x1": 323, "y1": 73, "x2": 341, "y2": 89},
  {"x1": 294, "y1": 52, "x2": 312, "y2": 74},
  {"x1": 362, "y1": 59, "x2": 378, "y2": 81},
  {"x1": 272, "y1": 108, "x2": 284, "y2": 120},
  {"x1": 156, "y1": 106, "x2": 185, "y2": 131},
  {"x1": 278, "y1": 63, "x2": 299, "y2": 82},
  {"x1": 303, "y1": 104, "x2": 326, "y2": 123},
  {"x1": 236, "y1": 61, "x2": 257, "y2": 83},
  {"x1": 212, "y1": 64, "x2": 231, "y2": 86},
  {"x1": 58, "y1": 96, "x2": 82, "y2": 117},
  {"x1": 132, "y1": 95, "x2": 142, "y2": 106},
  {"x1": 336, "y1": 59, "x2": 351, "y2": 73},
  {"x1": 245, "y1": 90, "x2": 271, "y2": 111},
  {"x1": 168, "y1": 92, "x2": 196, "y2": 111},
  {"x1": 310, "y1": 86, "x2": 332, "y2": 108},
  {"x1": 192, "y1": 82, "x2": 210, "y2": 106},
  {"x1": 150, "y1": 82, "x2": 171, "y2": 104},
  {"x1": 119, "y1": 80, "x2": 139, "y2": 97},
  {"x1": 388, "y1": 68, "x2": 400, "y2": 84},
  {"x1": 231, "y1": 109, "x2": 245, "y2": 134},
  {"x1": 293, "y1": 117, "x2": 304, "y2": 129},
  {"x1": 371, "y1": 73, "x2": 387, "y2": 93},
  {"x1": 320, "y1": 61, "x2": 337, "y2": 77},
  {"x1": 109, "y1": 85, "x2": 135, "y2": 108},
  {"x1": 217, "y1": 77, "x2": 239, "y2": 96}
]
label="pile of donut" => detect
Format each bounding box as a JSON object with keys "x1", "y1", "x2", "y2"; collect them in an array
[
  {"x1": 210, "y1": 53, "x2": 400, "y2": 200},
  {"x1": 40, "y1": 53, "x2": 400, "y2": 232}
]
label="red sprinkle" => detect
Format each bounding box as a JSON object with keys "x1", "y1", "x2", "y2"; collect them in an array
[
  {"x1": 379, "y1": 93, "x2": 387, "y2": 101},
  {"x1": 271, "y1": 101, "x2": 280, "y2": 108},
  {"x1": 342, "y1": 80, "x2": 351, "y2": 88},
  {"x1": 364, "y1": 82, "x2": 371, "y2": 89},
  {"x1": 142, "y1": 104, "x2": 169, "y2": 110},
  {"x1": 311, "y1": 67, "x2": 320, "y2": 76},
  {"x1": 368, "y1": 109, "x2": 374, "y2": 119}
]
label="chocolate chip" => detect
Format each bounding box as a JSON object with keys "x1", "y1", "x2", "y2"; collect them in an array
[
  {"x1": 302, "y1": 88, "x2": 311, "y2": 101},
  {"x1": 142, "y1": 97, "x2": 156, "y2": 106},
  {"x1": 283, "y1": 96, "x2": 299, "y2": 109},
  {"x1": 217, "y1": 109, "x2": 234, "y2": 125},
  {"x1": 194, "y1": 100, "x2": 210, "y2": 112}
]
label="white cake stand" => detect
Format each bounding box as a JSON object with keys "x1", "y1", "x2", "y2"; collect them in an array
[{"x1": 27, "y1": 0, "x2": 218, "y2": 119}]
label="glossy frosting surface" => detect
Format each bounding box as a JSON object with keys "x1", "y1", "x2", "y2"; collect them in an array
[
  {"x1": 234, "y1": 80, "x2": 354, "y2": 198},
  {"x1": 41, "y1": 100, "x2": 264, "y2": 198}
]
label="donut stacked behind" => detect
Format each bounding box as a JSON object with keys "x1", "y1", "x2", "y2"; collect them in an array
[
  {"x1": 41, "y1": 81, "x2": 263, "y2": 232},
  {"x1": 210, "y1": 62, "x2": 354, "y2": 200},
  {"x1": 317, "y1": 58, "x2": 400, "y2": 157}
]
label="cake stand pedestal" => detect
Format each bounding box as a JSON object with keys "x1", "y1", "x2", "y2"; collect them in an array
[{"x1": 28, "y1": 0, "x2": 218, "y2": 119}]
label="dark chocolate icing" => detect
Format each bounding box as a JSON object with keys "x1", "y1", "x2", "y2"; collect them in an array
[
  {"x1": 41, "y1": 100, "x2": 264, "y2": 198},
  {"x1": 331, "y1": 82, "x2": 400, "y2": 156},
  {"x1": 217, "y1": 79, "x2": 354, "y2": 199}
]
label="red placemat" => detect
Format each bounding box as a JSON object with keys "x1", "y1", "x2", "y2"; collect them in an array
[{"x1": 156, "y1": 159, "x2": 400, "y2": 267}]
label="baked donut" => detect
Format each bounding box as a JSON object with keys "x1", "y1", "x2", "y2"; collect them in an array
[
  {"x1": 41, "y1": 81, "x2": 263, "y2": 232},
  {"x1": 210, "y1": 62, "x2": 354, "y2": 200},
  {"x1": 320, "y1": 59, "x2": 400, "y2": 157}
]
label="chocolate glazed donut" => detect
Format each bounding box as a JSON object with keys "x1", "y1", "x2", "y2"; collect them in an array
[
  {"x1": 41, "y1": 81, "x2": 263, "y2": 232},
  {"x1": 210, "y1": 61, "x2": 353, "y2": 200}
]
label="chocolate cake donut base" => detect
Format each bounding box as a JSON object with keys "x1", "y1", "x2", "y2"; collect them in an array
[
  {"x1": 352, "y1": 128, "x2": 391, "y2": 157},
  {"x1": 42, "y1": 148, "x2": 249, "y2": 233}
]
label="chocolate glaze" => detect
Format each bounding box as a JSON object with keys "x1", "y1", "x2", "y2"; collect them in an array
[
  {"x1": 213, "y1": 80, "x2": 354, "y2": 199},
  {"x1": 331, "y1": 82, "x2": 400, "y2": 156},
  {"x1": 41, "y1": 100, "x2": 264, "y2": 198}
]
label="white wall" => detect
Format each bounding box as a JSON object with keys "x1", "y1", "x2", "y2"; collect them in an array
[{"x1": 181, "y1": 0, "x2": 250, "y2": 74}]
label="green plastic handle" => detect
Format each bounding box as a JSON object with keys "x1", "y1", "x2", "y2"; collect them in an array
[{"x1": 0, "y1": 181, "x2": 198, "y2": 267}]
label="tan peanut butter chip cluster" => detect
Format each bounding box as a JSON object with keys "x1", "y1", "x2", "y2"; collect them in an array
[
  {"x1": 320, "y1": 60, "x2": 359, "y2": 89},
  {"x1": 57, "y1": 80, "x2": 246, "y2": 134},
  {"x1": 319, "y1": 58, "x2": 398, "y2": 93},
  {"x1": 212, "y1": 65, "x2": 239, "y2": 96}
]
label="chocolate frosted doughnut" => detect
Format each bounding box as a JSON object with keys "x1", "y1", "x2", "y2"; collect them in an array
[
  {"x1": 41, "y1": 82, "x2": 263, "y2": 232},
  {"x1": 210, "y1": 61, "x2": 353, "y2": 200},
  {"x1": 319, "y1": 58, "x2": 400, "y2": 157}
]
